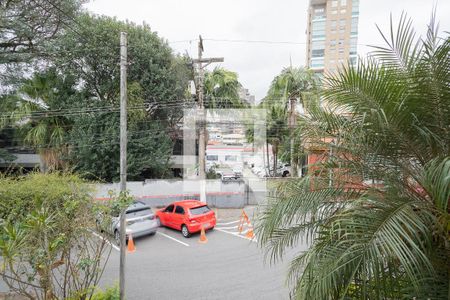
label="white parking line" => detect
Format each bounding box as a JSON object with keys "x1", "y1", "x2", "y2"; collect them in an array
[
  {"x1": 90, "y1": 230, "x2": 120, "y2": 251},
  {"x1": 157, "y1": 232, "x2": 190, "y2": 247},
  {"x1": 216, "y1": 225, "x2": 239, "y2": 230},
  {"x1": 215, "y1": 228, "x2": 257, "y2": 243},
  {"x1": 216, "y1": 220, "x2": 240, "y2": 225}
]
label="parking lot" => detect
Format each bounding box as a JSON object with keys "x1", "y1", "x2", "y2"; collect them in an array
[{"x1": 97, "y1": 210, "x2": 304, "y2": 300}]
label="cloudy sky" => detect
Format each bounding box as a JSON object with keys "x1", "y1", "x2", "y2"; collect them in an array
[{"x1": 85, "y1": 0, "x2": 449, "y2": 100}]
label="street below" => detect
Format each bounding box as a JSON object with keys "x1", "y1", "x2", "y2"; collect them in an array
[{"x1": 98, "y1": 215, "x2": 304, "y2": 300}]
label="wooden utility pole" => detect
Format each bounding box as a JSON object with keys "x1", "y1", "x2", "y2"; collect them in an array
[
  {"x1": 192, "y1": 35, "x2": 223, "y2": 202},
  {"x1": 289, "y1": 97, "x2": 298, "y2": 177},
  {"x1": 119, "y1": 31, "x2": 128, "y2": 300}
]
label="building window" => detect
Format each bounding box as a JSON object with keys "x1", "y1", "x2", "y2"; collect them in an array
[
  {"x1": 312, "y1": 40, "x2": 325, "y2": 50},
  {"x1": 311, "y1": 58, "x2": 324, "y2": 68},
  {"x1": 314, "y1": 7, "x2": 325, "y2": 14},
  {"x1": 330, "y1": 39, "x2": 337, "y2": 47},
  {"x1": 330, "y1": 20, "x2": 337, "y2": 28},
  {"x1": 339, "y1": 29, "x2": 346, "y2": 34},
  {"x1": 351, "y1": 17, "x2": 359, "y2": 34},
  {"x1": 350, "y1": 56, "x2": 357, "y2": 66},
  {"x1": 340, "y1": 9, "x2": 346, "y2": 14},
  {"x1": 352, "y1": 0, "x2": 359, "y2": 15},
  {"x1": 312, "y1": 49, "x2": 325, "y2": 57},
  {"x1": 331, "y1": 10, "x2": 337, "y2": 15},
  {"x1": 350, "y1": 37, "x2": 357, "y2": 55},
  {"x1": 339, "y1": 19, "x2": 346, "y2": 27},
  {"x1": 331, "y1": 0, "x2": 338, "y2": 7},
  {"x1": 225, "y1": 155, "x2": 237, "y2": 162},
  {"x1": 341, "y1": 0, "x2": 347, "y2": 6},
  {"x1": 339, "y1": 48, "x2": 344, "y2": 54},
  {"x1": 313, "y1": 20, "x2": 326, "y2": 30},
  {"x1": 312, "y1": 33, "x2": 326, "y2": 39},
  {"x1": 338, "y1": 39, "x2": 344, "y2": 45},
  {"x1": 206, "y1": 155, "x2": 218, "y2": 161},
  {"x1": 313, "y1": 6, "x2": 326, "y2": 20}
]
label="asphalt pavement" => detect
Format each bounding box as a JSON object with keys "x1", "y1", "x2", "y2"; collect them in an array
[
  {"x1": 0, "y1": 209, "x2": 307, "y2": 300},
  {"x1": 98, "y1": 216, "x2": 305, "y2": 300}
]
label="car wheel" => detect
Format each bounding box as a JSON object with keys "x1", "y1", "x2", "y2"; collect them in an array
[
  {"x1": 114, "y1": 230, "x2": 120, "y2": 245},
  {"x1": 283, "y1": 171, "x2": 290, "y2": 177},
  {"x1": 181, "y1": 225, "x2": 191, "y2": 238}
]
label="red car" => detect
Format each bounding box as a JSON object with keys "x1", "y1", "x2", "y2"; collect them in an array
[{"x1": 156, "y1": 200, "x2": 216, "y2": 238}]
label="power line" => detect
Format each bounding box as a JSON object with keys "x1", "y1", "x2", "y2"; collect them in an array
[
  {"x1": 202, "y1": 37, "x2": 375, "y2": 48},
  {"x1": 1, "y1": 97, "x2": 292, "y2": 120}
]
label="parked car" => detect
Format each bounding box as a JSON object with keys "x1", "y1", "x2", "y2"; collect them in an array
[
  {"x1": 277, "y1": 163, "x2": 291, "y2": 177},
  {"x1": 220, "y1": 171, "x2": 243, "y2": 182},
  {"x1": 232, "y1": 166, "x2": 243, "y2": 178},
  {"x1": 156, "y1": 200, "x2": 216, "y2": 238},
  {"x1": 98, "y1": 201, "x2": 158, "y2": 245}
]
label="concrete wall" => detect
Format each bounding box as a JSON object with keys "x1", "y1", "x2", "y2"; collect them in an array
[{"x1": 94, "y1": 179, "x2": 249, "y2": 208}]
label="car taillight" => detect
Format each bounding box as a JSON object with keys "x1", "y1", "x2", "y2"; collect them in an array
[{"x1": 189, "y1": 219, "x2": 198, "y2": 223}]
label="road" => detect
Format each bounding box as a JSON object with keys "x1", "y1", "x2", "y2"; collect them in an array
[
  {"x1": 0, "y1": 210, "x2": 306, "y2": 300},
  {"x1": 98, "y1": 217, "x2": 304, "y2": 300}
]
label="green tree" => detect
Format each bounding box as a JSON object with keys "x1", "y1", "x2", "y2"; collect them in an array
[
  {"x1": 67, "y1": 111, "x2": 173, "y2": 182},
  {"x1": 257, "y1": 14, "x2": 449, "y2": 299},
  {"x1": 0, "y1": 0, "x2": 83, "y2": 64},
  {"x1": 46, "y1": 14, "x2": 191, "y2": 180},
  {"x1": 267, "y1": 67, "x2": 319, "y2": 177},
  {"x1": 0, "y1": 173, "x2": 112, "y2": 299},
  {"x1": 52, "y1": 14, "x2": 190, "y2": 123},
  {"x1": 204, "y1": 67, "x2": 246, "y2": 109},
  {"x1": 8, "y1": 69, "x2": 78, "y2": 171},
  {"x1": 266, "y1": 105, "x2": 289, "y2": 175}
]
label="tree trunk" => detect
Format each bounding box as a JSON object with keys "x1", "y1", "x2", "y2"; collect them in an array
[
  {"x1": 272, "y1": 141, "x2": 278, "y2": 177},
  {"x1": 289, "y1": 98, "x2": 298, "y2": 177},
  {"x1": 266, "y1": 139, "x2": 270, "y2": 176}
]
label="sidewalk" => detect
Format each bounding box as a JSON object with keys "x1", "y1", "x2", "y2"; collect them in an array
[{"x1": 215, "y1": 205, "x2": 260, "y2": 221}]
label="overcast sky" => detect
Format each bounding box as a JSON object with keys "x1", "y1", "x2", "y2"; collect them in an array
[{"x1": 85, "y1": 0, "x2": 449, "y2": 101}]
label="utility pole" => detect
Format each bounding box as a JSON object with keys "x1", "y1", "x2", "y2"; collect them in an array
[
  {"x1": 289, "y1": 97, "x2": 298, "y2": 177},
  {"x1": 192, "y1": 35, "x2": 223, "y2": 203},
  {"x1": 119, "y1": 31, "x2": 128, "y2": 300}
]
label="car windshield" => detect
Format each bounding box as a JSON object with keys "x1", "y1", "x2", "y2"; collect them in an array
[{"x1": 189, "y1": 205, "x2": 210, "y2": 215}]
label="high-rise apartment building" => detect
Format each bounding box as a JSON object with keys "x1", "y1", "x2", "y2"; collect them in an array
[{"x1": 306, "y1": 0, "x2": 359, "y2": 77}]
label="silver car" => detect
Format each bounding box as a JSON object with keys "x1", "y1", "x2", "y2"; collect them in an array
[{"x1": 107, "y1": 201, "x2": 158, "y2": 245}]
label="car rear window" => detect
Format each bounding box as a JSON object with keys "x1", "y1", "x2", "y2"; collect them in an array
[
  {"x1": 189, "y1": 205, "x2": 210, "y2": 215},
  {"x1": 126, "y1": 207, "x2": 152, "y2": 217}
]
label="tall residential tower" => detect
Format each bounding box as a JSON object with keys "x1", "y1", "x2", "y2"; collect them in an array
[{"x1": 306, "y1": 0, "x2": 359, "y2": 77}]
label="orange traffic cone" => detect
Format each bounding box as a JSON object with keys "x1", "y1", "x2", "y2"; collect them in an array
[
  {"x1": 199, "y1": 227, "x2": 208, "y2": 244},
  {"x1": 127, "y1": 233, "x2": 136, "y2": 253},
  {"x1": 246, "y1": 227, "x2": 254, "y2": 239},
  {"x1": 238, "y1": 222, "x2": 244, "y2": 233}
]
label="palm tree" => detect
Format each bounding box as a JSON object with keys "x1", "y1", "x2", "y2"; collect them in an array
[
  {"x1": 256, "y1": 98, "x2": 290, "y2": 176},
  {"x1": 11, "y1": 70, "x2": 74, "y2": 171},
  {"x1": 266, "y1": 105, "x2": 289, "y2": 175},
  {"x1": 267, "y1": 66, "x2": 319, "y2": 177},
  {"x1": 257, "y1": 13, "x2": 449, "y2": 299},
  {"x1": 204, "y1": 67, "x2": 247, "y2": 109}
]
